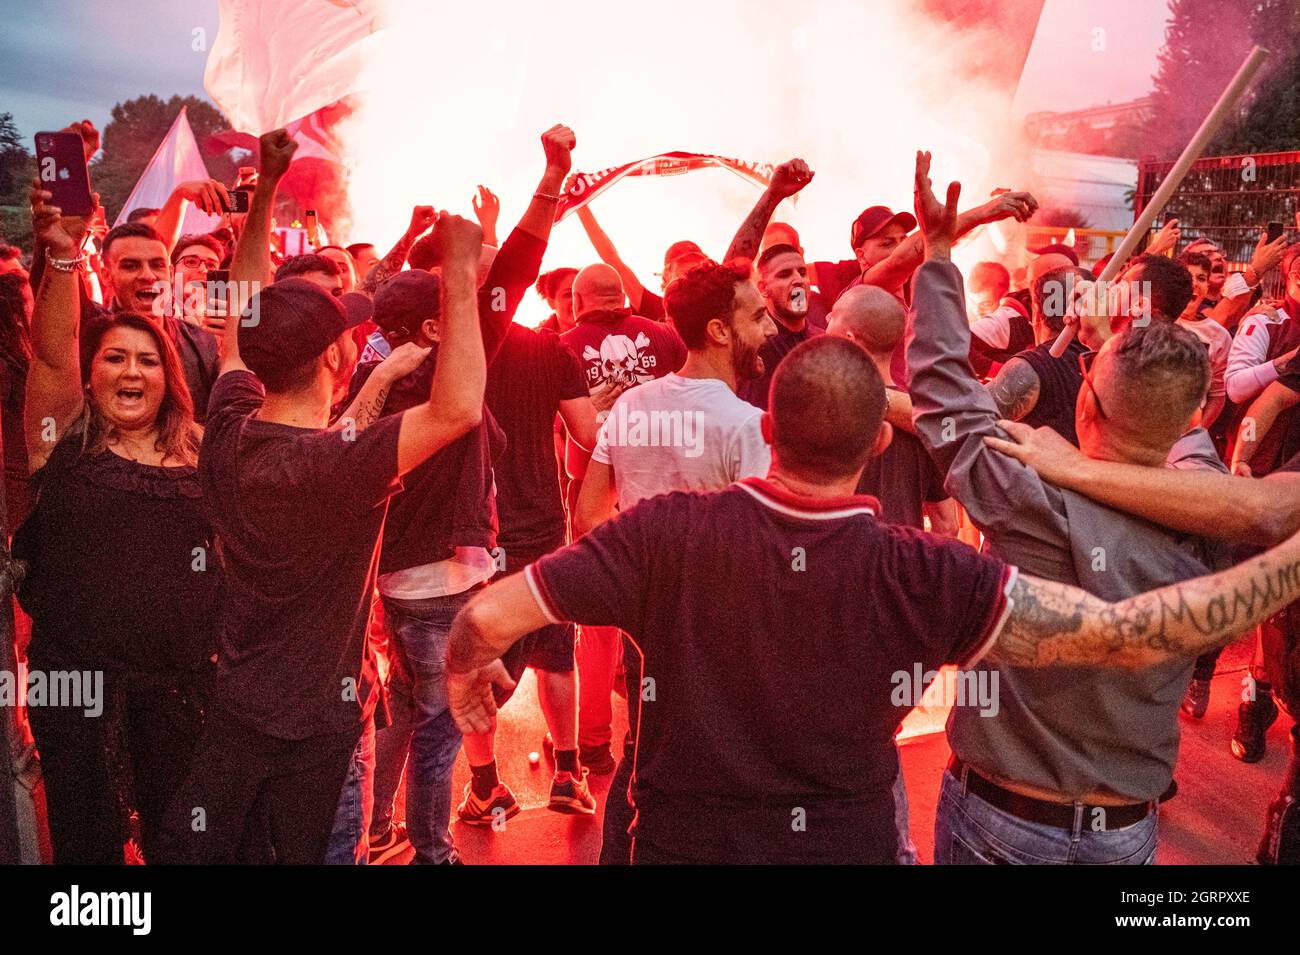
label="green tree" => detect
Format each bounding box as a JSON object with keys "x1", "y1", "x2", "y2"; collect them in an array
[
  {"x1": 1148, "y1": 0, "x2": 1300, "y2": 158},
  {"x1": 93, "y1": 94, "x2": 238, "y2": 221},
  {"x1": 1213, "y1": 0, "x2": 1300, "y2": 154},
  {"x1": 0, "y1": 112, "x2": 35, "y2": 249}
]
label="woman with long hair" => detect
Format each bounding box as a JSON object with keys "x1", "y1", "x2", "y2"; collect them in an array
[
  {"x1": 16, "y1": 182, "x2": 220, "y2": 864},
  {"x1": 0, "y1": 272, "x2": 33, "y2": 531}
]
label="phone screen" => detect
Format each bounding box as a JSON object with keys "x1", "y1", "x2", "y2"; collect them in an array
[
  {"x1": 35, "y1": 131, "x2": 94, "y2": 217},
  {"x1": 1266, "y1": 221, "x2": 1284, "y2": 244}
]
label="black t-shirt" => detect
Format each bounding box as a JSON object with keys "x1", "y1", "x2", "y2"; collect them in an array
[
  {"x1": 526, "y1": 477, "x2": 1012, "y2": 863},
  {"x1": 1017, "y1": 338, "x2": 1085, "y2": 447},
  {"x1": 738, "y1": 320, "x2": 825, "y2": 411},
  {"x1": 638, "y1": 288, "x2": 666, "y2": 323},
  {"x1": 486, "y1": 324, "x2": 588, "y2": 558},
  {"x1": 856, "y1": 390, "x2": 948, "y2": 529},
  {"x1": 199, "y1": 371, "x2": 403, "y2": 740}
]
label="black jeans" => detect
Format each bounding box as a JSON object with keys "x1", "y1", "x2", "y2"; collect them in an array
[
  {"x1": 29, "y1": 677, "x2": 205, "y2": 865},
  {"x1": 154, "y1": 707, "x2": 361, "y2": 864}
]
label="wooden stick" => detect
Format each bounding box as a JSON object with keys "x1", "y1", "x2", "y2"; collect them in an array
[{"x1": 1049, "y1": 45, "x2": 1271, "y2": 357}]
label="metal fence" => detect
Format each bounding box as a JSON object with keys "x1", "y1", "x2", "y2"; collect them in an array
[{"x1": 1136, "y1": 149, "x2": 1300, "y2": 296}]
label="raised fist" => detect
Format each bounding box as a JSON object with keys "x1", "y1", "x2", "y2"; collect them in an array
[
  {"x1": 768, "y1": 158, "x2": 814, "y2": 200},
  {"x1": 258, "y1": 129, "x2": 299, "y2": 181},
  {"x1": 432, "y1": 212, "x2": 483, "y2": 267},
  {"x1": 541, "y1": 124, "x2": 576, "y2": 175}
]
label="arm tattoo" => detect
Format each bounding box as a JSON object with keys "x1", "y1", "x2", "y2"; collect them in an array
[
  {"x1": 987, "y1": 359, "x2": 1041, "y2": 421},
  {"x1": 725, "y1": 193, "x2": 779, "y2": 264},
  {"x1": 351, "y1": 383, "x2": 391, "y2": 430},
  {"x1": 360, "y1": 233, "x2": 417, "y2": 295},
  {"x1": 992, "y1": 549, "x2": 1300, "y2": 669}
]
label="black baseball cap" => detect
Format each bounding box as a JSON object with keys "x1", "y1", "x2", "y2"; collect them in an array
[
  {"x1": 373, "y1": 270, "x2": 441, "y2": 337},
  {"x1": 240, "y1": 278, "x2": 368, "y2": 381}
]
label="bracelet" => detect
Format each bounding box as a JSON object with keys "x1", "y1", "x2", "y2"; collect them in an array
[
  {"x1": 46, "y1": 254, "x2": 87, "y2": 273},
  {"x1": 533, "y1": 190, "x2": 563, "y2": 203}
]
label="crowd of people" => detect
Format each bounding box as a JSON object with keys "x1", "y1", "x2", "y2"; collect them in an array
[{"x1": 2, "y1": 116, "x2": 1299, "y2": 866}]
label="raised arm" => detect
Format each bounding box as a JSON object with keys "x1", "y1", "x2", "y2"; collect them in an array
[
  {"x1": 359, "y1": 205, "x2": 437, "y2": 295},
  {"x1": 905, "y1": 152, "x2": 1058, "y2": 536},
  {"x1": 864, "y1": 189, "x2": 1038, "y2": 294},
  {"x1": 991, "y1": 525, "x2": 1300, "y2": 668},
  {"x1": 224, "y1": 129, "x2": 299, "y2": 375},
  {"x1": 984, "y1": 418, "x2": 1300, "y2": 546},
  {"x1": 471, "y1": 186, "x2": 500, "y2": 248},
  {"x1": 573, "y1": 204, "x2": 648, "y2": 311},
  {"x1": 475, "y1": 124, "x2": 576, "y2": 365},
  {"x1": 723, "y1": 159, "x2": 813, "y2": 263},
  {"x1": 395, "y1": 213, "x2": 486, "y2": 476},
  {"x1": 24, "y1": 182, "x2": 93, "y2": 471},
  {"x1": 154, "y1": 179, "x2": 231, "y2": 253}
]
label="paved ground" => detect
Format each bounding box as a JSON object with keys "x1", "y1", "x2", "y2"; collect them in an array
[{"x1": 379, "y1": 633, "x2": 1294, "y2": 865}]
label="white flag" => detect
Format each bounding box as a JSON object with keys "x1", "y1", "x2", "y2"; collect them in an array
[
  {"x1": 204, "y1": 0, "x2": 382, "y2": 136},
  {"x1": 112, "y1": 108, "x2": 223, "y2": 233}
]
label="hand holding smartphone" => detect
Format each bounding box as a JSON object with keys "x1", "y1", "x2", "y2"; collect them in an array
[{"x1": 35, "y1": 131, "x2": 94, "y2": 217}]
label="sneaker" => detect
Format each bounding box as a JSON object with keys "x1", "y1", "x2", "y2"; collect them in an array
[
  {"x1": 1230, "y1": 694, "x2": 1279, "y2": 763},
  {"x1": 1180, "y1": 677, "x2": 1211, "y2": 719},
  {"x1": 548, "y1": 769, "x2": 596, "y2": 815},
  {"x1": 456, "y1": 782, "x2": 520, "y2": 827},
  {"x1": 1257, "y1": 793, "x2": 1300, "y2": 865},
  {"x1": 579, "y1": 742, "x2": 616, "y2": 775},
  {"x1": 368, "y1": 821, "x2": 411, "y2": 865}
]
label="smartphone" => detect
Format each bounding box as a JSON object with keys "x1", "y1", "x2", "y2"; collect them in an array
[
  {"x1": 1267, "y1": 221, "x2": 1285, "y2": 244},
  {"x1": 34, "y1": 131, "x2": 94, "y2": 217},
  {"x1": 206, "y1": 268, "x2": 231, "y2": 319},
  {"x1": 305, "y1": 209, "x2": 319, "y2": 249},
  {"x1": 223, "y1": 188, "x2": 251, "y2": 214}
]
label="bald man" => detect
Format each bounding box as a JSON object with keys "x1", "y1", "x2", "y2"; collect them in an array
[
  {"x1": 558, "y1": 262, "x2": 687, "y2": 774},
  {"x1": 826, "y1": 286, "x2": 957, "y2": 536}
]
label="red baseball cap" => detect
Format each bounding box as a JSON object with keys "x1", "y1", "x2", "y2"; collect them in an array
[
  {"x1": 851, "y1": 206, "x2": 917, "y2": 249},
  {"x1": 663, "y1": 240, "x2": 710, "y2": 271}
]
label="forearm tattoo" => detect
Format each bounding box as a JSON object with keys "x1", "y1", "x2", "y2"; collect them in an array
[
  {"x1": 361, "y1": 234, "x2": 417, "y2": 294},
  {"x1": 992, "y1": 549, "x2": 1300, "y2": 669}
]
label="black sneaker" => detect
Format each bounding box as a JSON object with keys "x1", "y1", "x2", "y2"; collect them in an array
[
  {"x1": 1257, "y1": 793, "x2": 1300, "y2": 864},
  {"x1": 548, "y1": 769, "x2": 597, "y2": 815},
  {"x1": 1180, "y1": 677, "x2": 1211, "y2": 719},
  {"x1": 579, "y1": 742, "x2": 616, "y2": 775},
  {"x1": 368, "y1": 821, "x2": 411, "y2": 865},
  {"x1": 1231, "y1": 694, "x2": 1279, "y2": 763}
]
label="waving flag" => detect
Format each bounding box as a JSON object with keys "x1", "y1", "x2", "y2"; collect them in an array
[
  {"x1": 203, "y1": 0, "x2": 383, "y2": 136},
  {"x1": 112, "y1": 108, "x2": 222, "y2": 232}
]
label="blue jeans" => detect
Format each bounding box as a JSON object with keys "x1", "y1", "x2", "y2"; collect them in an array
[
  {"x1": 934, "y1": 768, "x2": 1158, "y2": 865},
  {"x1": 324, "y1": 717, "x2": 376, "y2": 864},
  {"x1": 381, "y1": 590, "x2": 474, "y2": 865},
  {"x1": 892, "y1": 758, "x2": 918, "y2": 865},
  {"x1": 370, "y1": 655, "x2": 415, "y2": 837}
]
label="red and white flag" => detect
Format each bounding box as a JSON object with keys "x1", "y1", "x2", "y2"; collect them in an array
[
  {"x1": 556, "y1": 152, "x2": 776, "y2": 222},
  {"x1": 112, "y1": 108, "x2": 222, "y2": 232},
  {"x1": 203, "y1": 0, "x2": 382, "y2": 136}
]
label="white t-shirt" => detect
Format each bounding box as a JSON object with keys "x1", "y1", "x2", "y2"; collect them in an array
[
  {"x1": 591, "y1": 373, "x2": 770, "y2": 510},
  {"x1": 1178, "y1": 314, "x2": 1231, "y2": 399}
]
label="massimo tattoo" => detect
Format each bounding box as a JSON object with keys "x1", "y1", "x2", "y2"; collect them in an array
[
  {"x1": 986, "y1": 358, "x2": 1042, "y2": 422},
  {"x1": 990, "y1": 548, "x2": 1300, "y2": 669}
]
